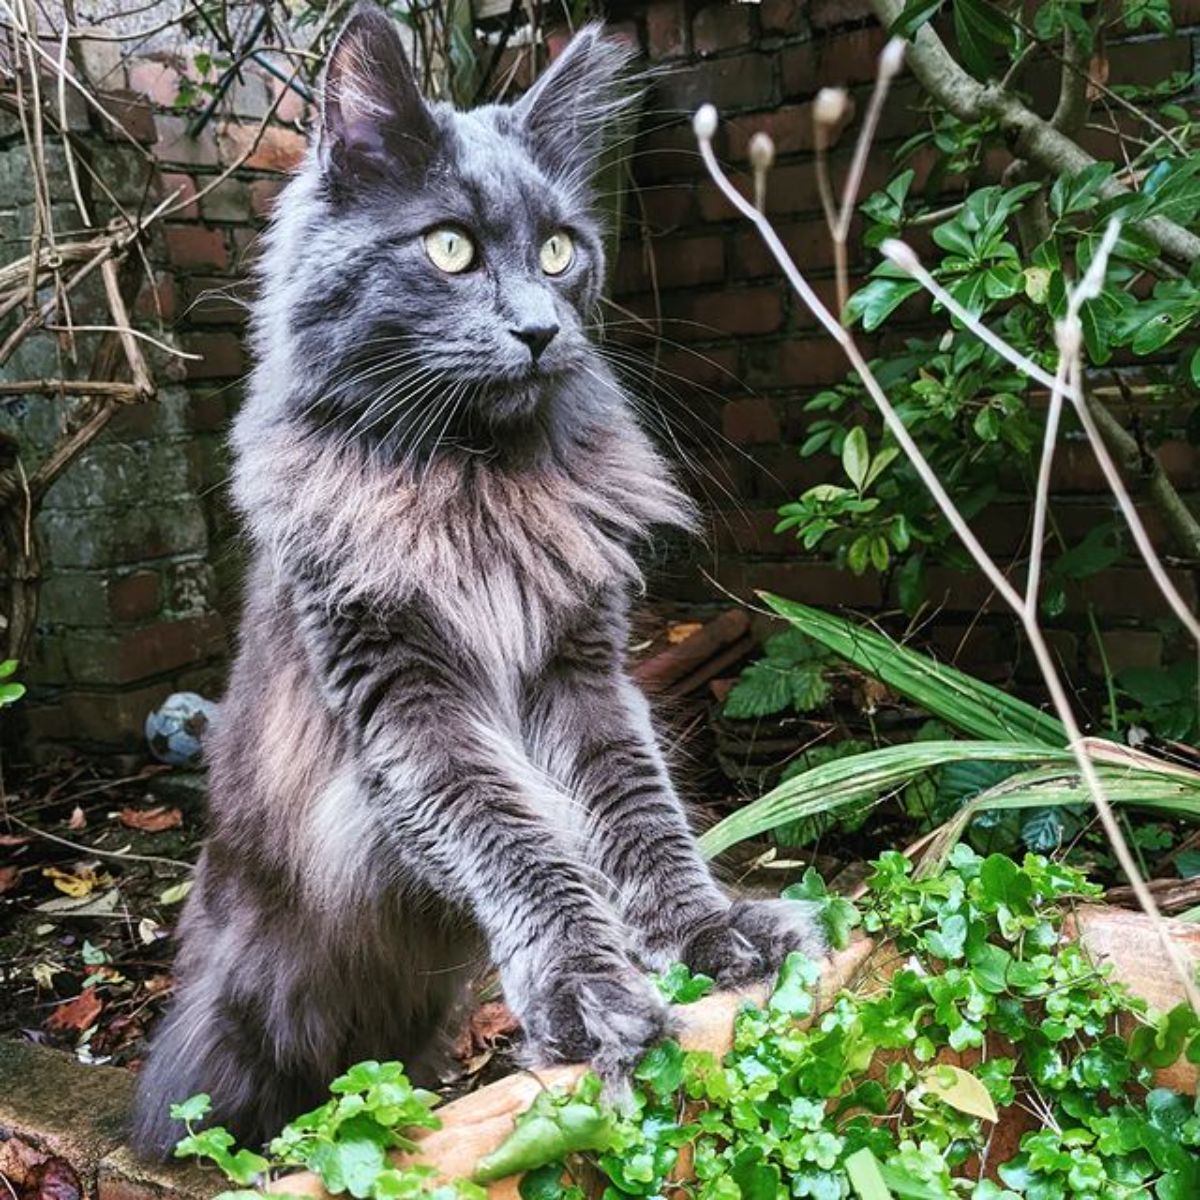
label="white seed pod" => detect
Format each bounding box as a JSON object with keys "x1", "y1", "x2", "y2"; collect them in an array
[
  {"x1": 881, "y1": 238, "x2": 921, "y2": 275},
  {"x1": 879, "y1": 37, "x2": 907, "y2": 78},
  {"x1": 813, "y1": 87, "x2": 849, "y2": 129},
  {"x1": 693, "y1": 104, "x2": 719, "y2": 142},
  {"x1": 748, "y1": 131, "x2": 775, "y2": 173}
]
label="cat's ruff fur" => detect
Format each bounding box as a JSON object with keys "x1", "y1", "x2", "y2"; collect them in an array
[{"x1": 130, "y1": 9, "x2": 824, "y2": 1159}]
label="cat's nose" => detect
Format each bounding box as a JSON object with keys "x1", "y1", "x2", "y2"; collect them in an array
[{"x1": 510, "y1": 322, "x2": 559, "y2": 361}]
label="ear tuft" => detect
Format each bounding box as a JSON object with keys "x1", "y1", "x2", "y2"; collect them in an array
[
  {"x1": 320, "y1": 5, "x2": 437, "y2": 189},
  {"x1": 513, "y1": 25, "x2": 638, "y2": 183}
]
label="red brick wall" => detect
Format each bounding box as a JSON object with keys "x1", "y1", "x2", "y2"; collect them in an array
[
  {"x1": 603, "y1": 0, "x2": 1199, "y2": 685},
  {"x1": 12, "y1": 3, "x2": 1196, "y2": 755}
]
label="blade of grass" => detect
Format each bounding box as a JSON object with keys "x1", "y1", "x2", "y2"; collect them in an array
[
  {"x1": 699, "y1": 740, "x2": 1070, "y2": 858},
  {"x1": 759, "y1": 593, "x2": 1069, "y2": 747}
]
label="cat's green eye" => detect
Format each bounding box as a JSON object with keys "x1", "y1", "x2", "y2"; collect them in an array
[
  {"x1": 424, "y1": 226, "x2": 476, "y2": 274},
  {"x1": 539, "y1": 231, "x2": 574, "y2": 276}
]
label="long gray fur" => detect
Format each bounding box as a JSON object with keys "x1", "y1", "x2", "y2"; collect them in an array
[{"x1": 130, "y1": 7, "x2": 824, "y2": 1158}]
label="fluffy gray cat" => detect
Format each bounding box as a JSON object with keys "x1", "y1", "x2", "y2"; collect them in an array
[{"x1": 130, "y1": 8, "x2": 824, "y2": 1158}]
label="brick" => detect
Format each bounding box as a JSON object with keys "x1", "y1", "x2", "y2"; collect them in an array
[
  {"x1": 200, "y1": 175, "x2": 251, "y2": 222},
  {"x1": 126, "y1": 56, "x2": 184, "y2": 108},
  {"x1": 638, "y1": 181, "x2": 696, "y2": 232},
  {"x1": 97, "y1": 89, "x2": 157, "y2": 144},
  {"x1": 217, "y1": 121, "x2": 308, "y2": 172},
  {"x1": 634, "y1": 122, "x2": 702, "y2": 184},
  {"x1": 645, "y1": 0, "x2": 687, "y2": 60},
  {"x1": 159, "y1": 171, "x2": 198, "y2": 218},
  {"x1": 724, "y1": 99, "x2": 853, "y2": 160},
  {"x1": 61, "y1": 613, "x2": 225, "y2": 686},
  {"x1": 133, "y1": 271, "x2": 178, "y2": 323},
  {"x1": 745, "y1": 336, "x2": 851, "y2": 389},
  {"x1": 183, "y1": 331, "x2": 247, "y2": 379},
  {"x1": 716, "y1": 557, "x2": 884, "y2": 607},
  {"x1": 655, "y1": 53, "x2": 777, "y2": 115},
  {"x1": 813, "y1": 26, "x2": 890, "y2": 88},
  {"x1": 270, "y1": 76, "x2": 311, "y2": 125},
  {"x1": 1106, "y1": 36, "x2": 1192, "y2": 89},
  {"x1": 722, "y1": 396, "x2": 780, "y2": 443},
  {"x1": 40, "y1": 573, "x2": 110, "y2": 626},
  {"x1": 38, "y1": 502, "x2": 209, "y2": 569},
  {"x1": 1172, "y1": 0, "x2": 1200, "y2": 22},
  {"x1": 61, "y1": 682, "x2": 175, "y2": 748},
  {"x1": 809, "y1": 0, "x2": 876, "y2": 29},
  {"x1": 712, "y1": 506, "x2": 803, "y2": 555},
  {"x1": 651, "y1": 344, "x2": 741, "y2": 389},
  {"x1": 693, "y1": 3, "x2": 756, "y2": 56},
  {"x1": 186, "y1": 388, "x2": 233, "y2": 432},
  {"x1": 164, "y1": 223, "x2": 229, "y2": 270},
  {"x1": 179, "y1": 274, "x2": 249, "y2": 325},
  {"x1": 250, "y1": 177, "x2": 285, "y2": 218},
  {"x1": 731, "y1": 217, "x2": 863, "y2": 278},
  {"x1": 780, "y1": 44, "x2": 819, "y2": 99},
  {"x1": 615, "y1": 234, "x2": 725, "y2": 293},
  {"x1": 229, "y1": 72, "x2": 273, "y2": 120},
  {"x1": 109, "y1": 570, "x2": 162, "y2": 622},
  {"x1": 1086, "y1": 629, "x2": 1163, "y2": 675},
  {"x1": 761, "y1": 0, "x2": 807, "y2": 35},
  {"x1": 154, "y1": 114, "x2": 221, "y2": 168},
  {"x1": 664, "y1": 285, "x2": 786, "y2": 338}
]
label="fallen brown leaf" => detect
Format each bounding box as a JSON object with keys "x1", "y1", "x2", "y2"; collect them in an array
[
  {"x1": 453, "y1": 1000, "x2": 519, "y2": 1062},
  {"x1": 45, "y1": 987, "x2": 102, "y2": 1033},
  {"x1": 0, "y1": 865, "x2": 18, "y2": 895},
  {"x1": 117, "y1": 805, "x2": 182, "y2": 833}
]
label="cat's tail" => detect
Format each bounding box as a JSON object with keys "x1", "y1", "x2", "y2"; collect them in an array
[{"x1": 128, "y1": 979, "x2": 309, "y2": 1162}]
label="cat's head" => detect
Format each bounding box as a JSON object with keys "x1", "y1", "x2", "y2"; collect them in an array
[{"x1": 257, "y1": 7, "x2": 635, "y2": 458}]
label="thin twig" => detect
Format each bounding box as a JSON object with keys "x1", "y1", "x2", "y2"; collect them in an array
[{"x1": 4, "y1": 812, "x2": 193, "y2": 870}]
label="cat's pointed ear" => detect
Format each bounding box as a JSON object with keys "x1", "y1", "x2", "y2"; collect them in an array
[
  {"x1": 513, "y1": 25, "x2": 635, "y2": 180},
  {"x1": 320, "y1": 6, "x2": 437, "y2": 188}
]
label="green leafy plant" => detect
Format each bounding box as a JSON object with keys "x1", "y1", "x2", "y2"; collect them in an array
[
  {"x1": 171, "y1": 1061, "x2": 482, "y2": 1200},
  {"x1": 709, "y1": 598, "x2": 1200, "y2": 862},
  {"x1": 0, "y1": 659, "x2": 26, "y2": 707},
  {"x1": 780, "y1": 0, "x2": 1200, "y2": 696},
  {"x1": 475, "y1": 852, "x2": 1200, "y2": 1197},
  {"x1": 723, "y1": 629, "x2": 833, "y2": 720},
  {"x1": 175, "y1": 853, "x2": 1200, "y2": 1200}
]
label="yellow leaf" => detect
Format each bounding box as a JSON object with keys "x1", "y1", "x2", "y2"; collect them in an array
[
  {"x1": 43, "y1": 865, "x2": 110, "y2": 897},
  {"x1": 32, "y1": 961, "x2": 63, "y2": 989},
  {"x1": 919, "y1": 1064, "x2": 999, "y2": 1123}
]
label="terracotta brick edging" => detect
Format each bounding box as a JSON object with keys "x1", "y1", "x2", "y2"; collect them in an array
[{"x1": 0, "y1": 1040, "x2": 214, "y2": 1200}]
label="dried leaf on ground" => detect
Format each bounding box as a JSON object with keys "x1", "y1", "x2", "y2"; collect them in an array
[
  {"x1": 0, "y1": 864, "x2": 18, "y2": 894},
  {"x1": 453, "y1": 1000, "x2": 519, "y2": 1062},
  {"x1": 45, "y1": 987, "x2": 102, "y2": 1033},
  {"x1": 35, "y1": 887, "x2": 121, "y2": 916},
  {"x1": 43, "y1": 866, "x2": 112, "y2": 898},
  {"x1": 667, "y1": 621, "x2": 704, "y2": 645},
  {"x1": 117, "y1": 805, "x2": 182, "y2": 833}
]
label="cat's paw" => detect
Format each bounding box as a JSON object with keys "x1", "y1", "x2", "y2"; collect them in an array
[
  {"x1": 518, "y1": 960, "x2": 672, "y2": 1078},
  {"x1": 679, "y1": 899, "x2": 827, "y2": 988}
]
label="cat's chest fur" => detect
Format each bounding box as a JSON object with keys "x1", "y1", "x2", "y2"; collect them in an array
[{"x1": 235, "y1": 417, "x2": 693, "y2": 672}]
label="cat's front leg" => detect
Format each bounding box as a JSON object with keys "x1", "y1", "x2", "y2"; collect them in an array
[
  {"x1": 296, "y1": 595, "x2": 669, "y2": 1076},
  {"x1": 530, "y1": 625, "x2": 826, "y2": 985}
]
